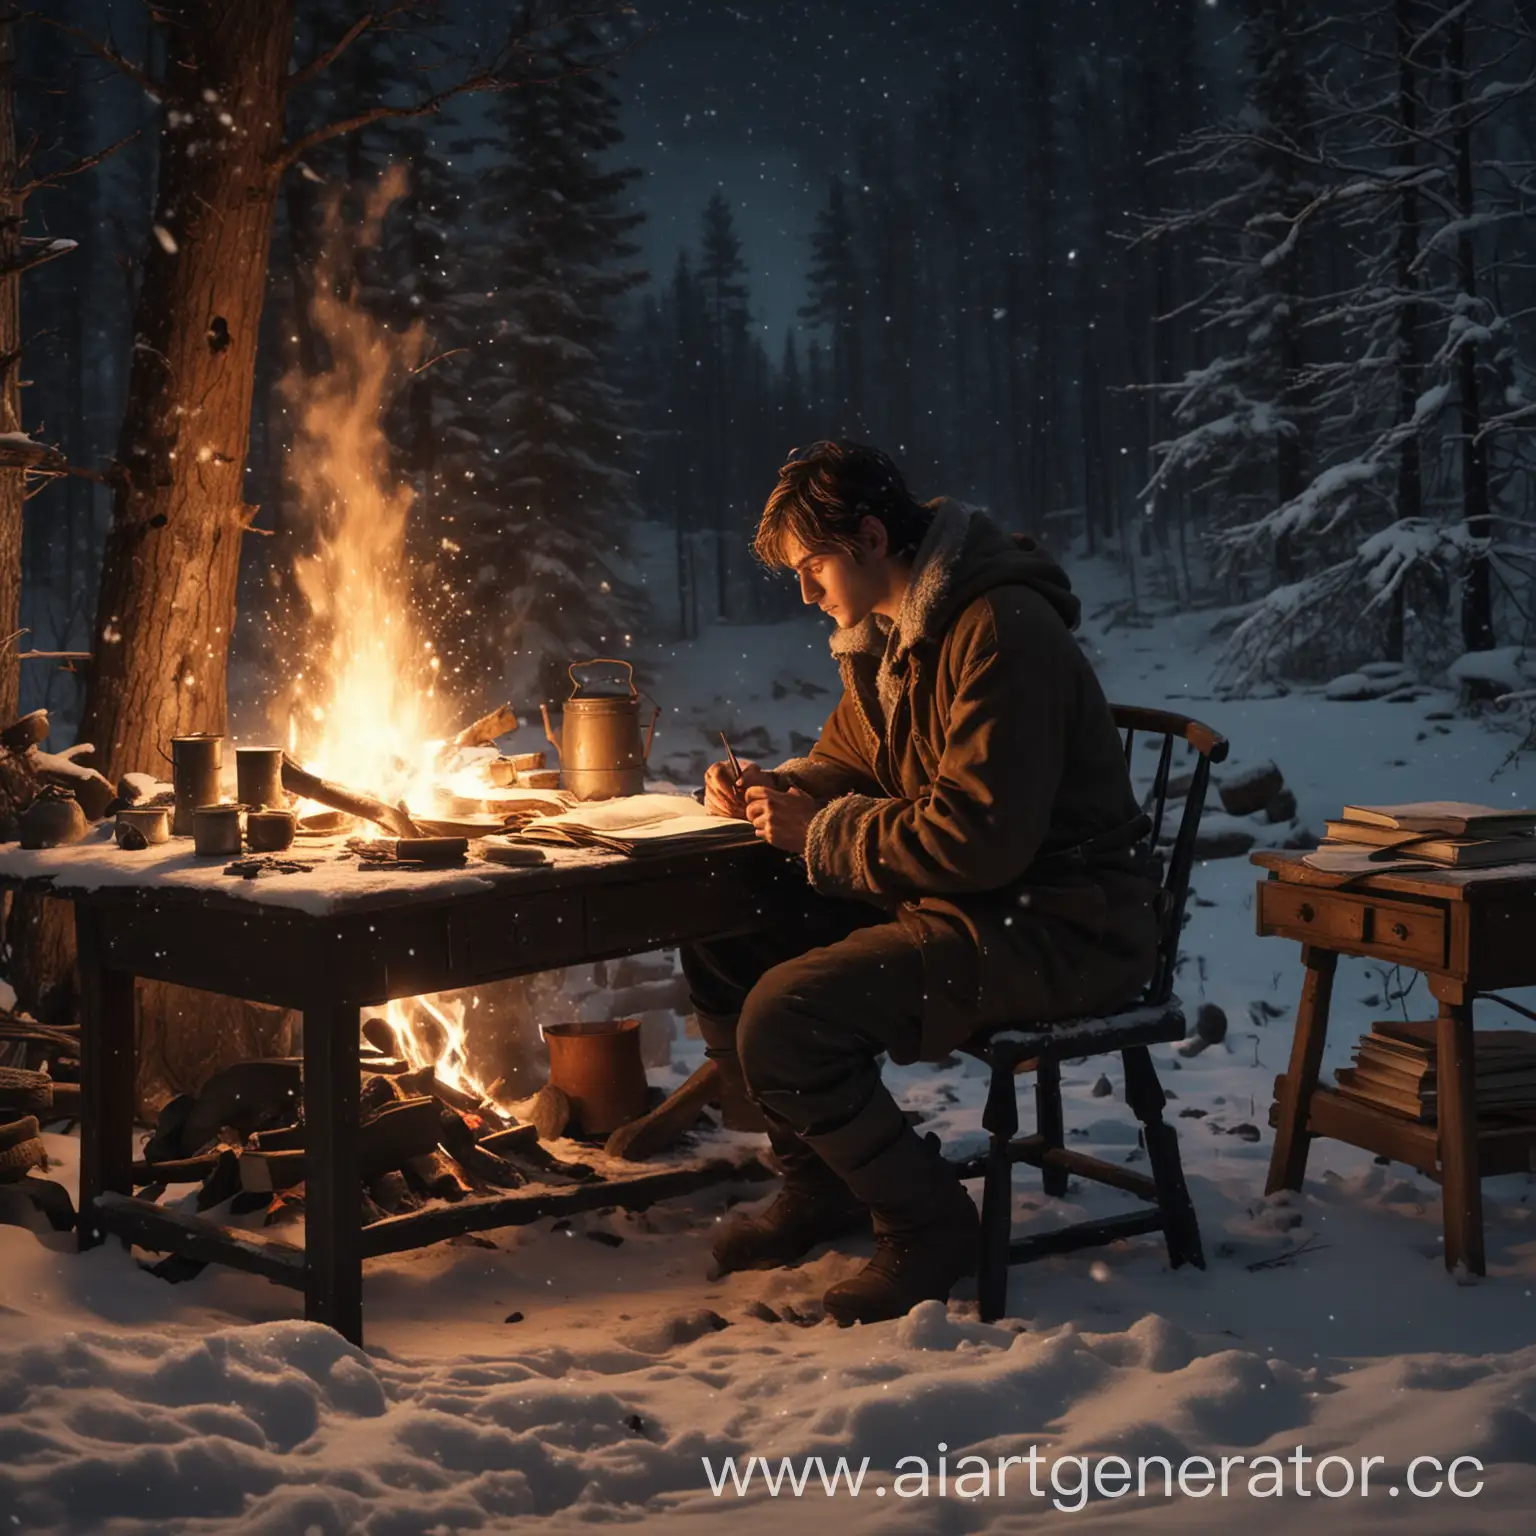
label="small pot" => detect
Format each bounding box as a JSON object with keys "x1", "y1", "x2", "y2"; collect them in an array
[
  {"x1": 192, "y1": 802, "x2": 243, "y2": 857},
  {"x1": 543, "y1": 1019, "x2": 649, "y2": 1137},
  {"x1": 246, "y1": 809, "x2": 296, "y2": 853},
  {"x1": 18, "y1": 792, "x2": 88, "y2": 850},
  {"x1": 236, "y1": 746, "x2": 286, "y2": 810},
  {"x1": 116, "y1": 805, "x2": 170, "y2": 847}
]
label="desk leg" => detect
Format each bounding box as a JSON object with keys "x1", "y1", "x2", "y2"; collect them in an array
[
  {"x1": 1436, "y1": 998, "x2": 1483, "y2": 1276},
  {"x1": 1265, "y1": 945, "x2": 1337, "y2": 1195},
  {"x1": 76, "y1": 906, "x2": 135, "y2": 1251},
  {"x1": 303, "y1": 999, "x2": 362, "y2": 1344}
]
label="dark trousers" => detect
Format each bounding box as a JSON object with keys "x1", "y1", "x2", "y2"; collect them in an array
[{"x1": 680, "y1": 891, "x2": 928, "y2": 1140}]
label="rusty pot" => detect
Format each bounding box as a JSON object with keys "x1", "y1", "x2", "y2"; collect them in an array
[
  {"x1": 18, "y1": 789, "x2": 88, "y2": 850},
  {"x1": 540, "y1": 659, "x2": 659, "y2": 801},
  {"x1": 543, "y1": 1019, "x2": 649, "y2": 1137}
]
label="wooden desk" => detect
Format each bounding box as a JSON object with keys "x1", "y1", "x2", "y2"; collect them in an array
[
  {"x1": 0, "y1": 831, "x2": 801, "y2": 1342},
  {"x1": 1253, "y1": 850, "x2": 1536, "y2": 1275}
]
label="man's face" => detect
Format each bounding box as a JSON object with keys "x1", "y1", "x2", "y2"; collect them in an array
[{"x1": 783, "y1": 526, "x2": 886, "y2": 628}]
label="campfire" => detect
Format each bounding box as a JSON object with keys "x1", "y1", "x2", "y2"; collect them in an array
[{"x1": 269, "y1": 169, "x2": 552, "y2": 1117}]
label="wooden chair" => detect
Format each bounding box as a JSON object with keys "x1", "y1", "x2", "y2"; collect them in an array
[{"x1": 956, "y1": 705, "x2": 1230, "y2": 1322}]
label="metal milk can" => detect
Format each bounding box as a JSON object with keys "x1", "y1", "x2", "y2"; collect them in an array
[{"x1": 540, "y1": 659, "x2": 659, "y2": 801}]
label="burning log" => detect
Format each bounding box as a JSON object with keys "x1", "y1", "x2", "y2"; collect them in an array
[
  {"x1": 404, "y1": 1149, "x2": 474, "y2": 1202},
  {"x1": 176, "y1": 1060, "x2": 302, "y2": 1156},
  {"x1": 480, "y1": 1123, "x2": 540, "y2": 1158},
  {"x1": 360, "y1": 1071, "x2": 404, "y2": 1117},
  {"x1": 367, "y1": 1170, "x2": 421, "y2": 1216},
  {"x1": 280, "y1": 752, "x2": 423, "y2": 839},
  {"x1": 441, "y1": 703, "x2": 520, "y2": 759}
]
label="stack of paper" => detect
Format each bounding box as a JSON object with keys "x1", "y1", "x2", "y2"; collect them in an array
[{"x1": 514, "y1": 794, "x2": 758, "y2": 857}]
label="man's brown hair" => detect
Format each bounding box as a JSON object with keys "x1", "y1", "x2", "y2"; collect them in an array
[{"x1": 753, "y1": 440, "x2": 934, "y2": 568}]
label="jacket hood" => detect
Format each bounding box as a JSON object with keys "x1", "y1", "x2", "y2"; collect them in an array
[{"x1": 830, "y1": 499, "x2": 1080, "y2": 670}]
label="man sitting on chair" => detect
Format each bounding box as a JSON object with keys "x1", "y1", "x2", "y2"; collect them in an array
[{"x1": 686, "y1": 440, "x2": 1158, "y2": 1325}]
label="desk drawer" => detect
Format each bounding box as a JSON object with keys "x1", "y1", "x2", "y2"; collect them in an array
[
  {"x1": 1258, "y1": 881, "x2": 1447, "y2": 968},
  {"x1": 1259, "y1": 882, "x2": 1366, "y2": 946},
  {"x1": 1364, "y1": 900, "x2": 1447, "y2": 968}
]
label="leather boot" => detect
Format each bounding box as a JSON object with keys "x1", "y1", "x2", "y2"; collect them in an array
[
  {"x1": 695, "y1": 1010, "x2": 770, "y2": 1133},
  {"x1": 805, "y1": 1093, "x2": 979, "y2": 1326},
  {"x1": 711, "y1": 1123, "x2": 871, "y2": 1273}
]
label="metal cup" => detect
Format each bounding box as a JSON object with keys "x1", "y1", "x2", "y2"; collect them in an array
[
  {"x1": 192, "y1": 802, "x2": 243, "y2": 857},
  {"x1": 116, "y1": 805, "x2": 170, "y2": 847},
  {"x1": 171, "y1": 735, "x2": 223, "y2": 836},
  {"x1": 236, "y1": 746, "x2": 286, "y2": 809}
]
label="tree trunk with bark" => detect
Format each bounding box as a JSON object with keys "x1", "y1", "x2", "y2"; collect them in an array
[
  {"x1": 13, "y1": 2, "x2": 300, "y2": 1082},
  {"x1": 77, "y1": 0, "x2": 296, "y2": 777}
]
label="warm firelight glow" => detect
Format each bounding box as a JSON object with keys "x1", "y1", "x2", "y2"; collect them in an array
[
  {"x1": 279, "y1": 166, "x2": 447, "y2": 819},
  {"x1": 381, "y1": 995, "x2": 477, "y2": 1099},
  {"x1": 281, "y1": 169, "x2": 497, "y2": 1107}
]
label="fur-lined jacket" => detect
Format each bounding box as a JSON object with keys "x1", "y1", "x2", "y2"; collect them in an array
[{"x1": 774, "y1": 500, "x2": 1160, "y2": 1058}]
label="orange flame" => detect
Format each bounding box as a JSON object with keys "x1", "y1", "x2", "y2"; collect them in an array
[{"x1": 281, "y1": 169, "x2": 496, "y2": 1103}]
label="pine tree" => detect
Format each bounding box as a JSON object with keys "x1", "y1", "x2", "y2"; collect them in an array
[
  {"x1": 695, "y1": 190, "x2": 751, "y2": 618},
  {"x1": 1137, "y1": 0, "x2": 1327, "y2": 590},
  {"x1": 800, "y1": 176, "x2": 864, "y2": 433},
  {"x1": 477, "y1": 13, "x2": 648, "y2": 698}
]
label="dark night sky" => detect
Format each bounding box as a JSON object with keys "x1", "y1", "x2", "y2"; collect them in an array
[
  {"x1": 618, "y1": 0, "x2": 1041, "y2": 338},
  {"x1": 614, "y1": 0, "x2": 1231, "y2": 337}
]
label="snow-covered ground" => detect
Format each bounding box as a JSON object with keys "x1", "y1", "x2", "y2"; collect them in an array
[{"x1": 5, "y1": 552, "x2": 1536, "y2": 1533}]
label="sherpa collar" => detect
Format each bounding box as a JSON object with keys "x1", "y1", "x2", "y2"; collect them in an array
[
  {"x1": 826, "y1": 499, "x2": 974, "y2": 663},
  {"x1": 824, "y1": 499, "x2": 975, "y2": 729}
]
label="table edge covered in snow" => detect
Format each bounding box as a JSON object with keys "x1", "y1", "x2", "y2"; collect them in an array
[{"x1": 4, "y1": 834, "x2": 800, "y2": 1344}]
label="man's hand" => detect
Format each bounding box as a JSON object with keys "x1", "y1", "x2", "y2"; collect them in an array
[
  {"x1": 703, "y1": 758, "x2": 774, "y2": 818},
  {"x1": 744, "y1": 784, "x2": 820, "y2": 855}
]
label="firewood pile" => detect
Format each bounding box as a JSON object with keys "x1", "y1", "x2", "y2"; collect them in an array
[
  {"x1": 0, "y1": 1013, "x2": 82, "y2": 1233},
  {"x1": 128, "y1": 1034, "x2": 648, "y2": 1235}
]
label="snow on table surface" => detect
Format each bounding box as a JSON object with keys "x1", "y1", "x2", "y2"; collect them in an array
[
  {"x1": 0, "y1": 823, "x2": 681, "y2": 917},
  {"x1": 7, "y1": 557, "x2": 1536, "y2": 1532}
]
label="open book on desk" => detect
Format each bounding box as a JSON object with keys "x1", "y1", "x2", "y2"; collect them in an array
[{"x1": 514, "y1": 793, "x2": 759, "y2": 857}]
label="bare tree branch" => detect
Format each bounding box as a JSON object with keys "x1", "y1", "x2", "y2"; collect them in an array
[
  {"x1": 13, "y1": 129, "x2": 138, "y2": 200},
  {"x1": 20, "y1": 14, "x2": 154, "y2": 94},
  {"x1": 288, "y1": 8, "x2": 418, "y2": 91},
  {"x1": 274, "y1": 6, "x2": 652, "y2": 173}
]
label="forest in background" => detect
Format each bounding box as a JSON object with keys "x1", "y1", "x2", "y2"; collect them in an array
[{"x1": 13, "y1": 0, "x2": 1536, "y2": 731}]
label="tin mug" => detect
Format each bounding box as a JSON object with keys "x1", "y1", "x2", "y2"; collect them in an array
[
  {"x1": 171, "y1": 735, "x2": 223, "y2": 836},
  {"x1": 192, "y1": 803, "x2": 243, "y2": 857},
  {"x1": 116, "y1": 805, "x2": 170, "y2": 847}
]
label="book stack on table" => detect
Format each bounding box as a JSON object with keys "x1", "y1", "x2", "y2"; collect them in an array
[
  {"x1": 1334, "y1": 1020, "x2": 1536, "y2": 1124},
  {"x1": 1305, "y1": 800, "x2": 1536, "y2": 874}
]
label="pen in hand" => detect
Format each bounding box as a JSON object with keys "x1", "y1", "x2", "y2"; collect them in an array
[{"x1": 720, "y1": 732, "x2": 744, "y2": 786}]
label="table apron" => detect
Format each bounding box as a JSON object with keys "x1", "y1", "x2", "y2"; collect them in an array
[{"x1": 77, "y1": 868, "x2": 785, "y2": 1007}]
